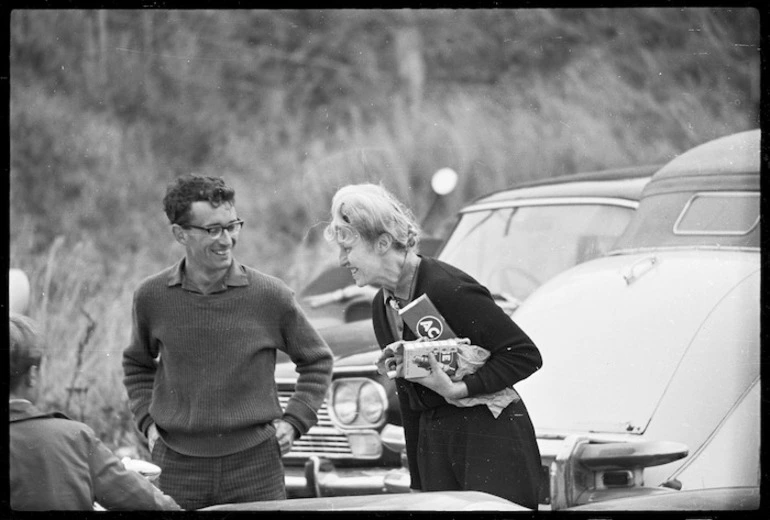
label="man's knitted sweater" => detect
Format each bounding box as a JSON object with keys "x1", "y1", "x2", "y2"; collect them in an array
[{"x1": 123, "y1": 259, "x2": 333, "y2": 457}]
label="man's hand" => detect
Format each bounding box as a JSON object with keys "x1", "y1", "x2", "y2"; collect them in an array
[
  {"x1": 413, "y1": 353, "x2": 469, "y2": 400},
  {"x1": 147, "y1": 423, "x2": 160, "y2": 453},
  {"x1": 273, "y1": 419, "x2": 297, "y2": 455}
]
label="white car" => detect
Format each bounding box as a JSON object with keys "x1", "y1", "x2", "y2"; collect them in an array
[{"x1": 514, "y1": 129, "x2": 760, "y2": 510}]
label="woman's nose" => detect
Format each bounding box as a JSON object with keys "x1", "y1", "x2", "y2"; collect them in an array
[{"x1": 338, "y1": 250, "x2": 348, "y2": 266}]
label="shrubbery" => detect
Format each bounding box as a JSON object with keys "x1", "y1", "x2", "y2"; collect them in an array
[{"x1": 9, "y1": 8, "x2": 760, "y2": 450}]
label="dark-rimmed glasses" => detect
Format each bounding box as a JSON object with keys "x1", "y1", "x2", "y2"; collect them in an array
[{"x1": 182, "y1": 219, "x2": 244, "y2": 239}]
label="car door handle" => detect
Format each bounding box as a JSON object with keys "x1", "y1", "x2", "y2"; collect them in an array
[{"x1": 622, "y1": 256, "x2": 658, "y2": 285}]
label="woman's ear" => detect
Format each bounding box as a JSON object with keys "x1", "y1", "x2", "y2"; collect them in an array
[
  {"x1": 376, "y1": 233, "x2": 393, "y2": 253},
  {"x1": 171, "y1": 224, "x2": 187, "y2": 246}
]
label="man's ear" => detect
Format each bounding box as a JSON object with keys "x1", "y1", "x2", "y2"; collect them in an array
[
  {"x1": 26, "y1": 365, "x2": 40, "y2": 388},
  {"x1": 171, "y1": 224, "x2": 187, "y2": 246},
  {"x1": 376, "y1": 233, "x2": 393, "y2": 254}
]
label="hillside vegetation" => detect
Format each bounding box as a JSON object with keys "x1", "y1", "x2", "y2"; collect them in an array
[{"x1": 9, "y1": 8, "x2": 760, "y2": 448}]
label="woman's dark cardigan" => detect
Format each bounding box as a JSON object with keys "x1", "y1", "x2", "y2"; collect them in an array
[{"x1": 372, "y1": 256, "x2": 542, "y2": 489}]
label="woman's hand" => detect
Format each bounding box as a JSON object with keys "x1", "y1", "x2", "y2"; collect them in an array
[
  {"x1": 376, "y1": 340, "x2": 406, "y2": 378},
  {"x1": 413, "y1": 353, "x2": 469, "y2": 399}
]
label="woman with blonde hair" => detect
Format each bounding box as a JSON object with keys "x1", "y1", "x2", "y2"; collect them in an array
[{"x1": 325, "y1": 183, "x2": 543, "y2": 508}]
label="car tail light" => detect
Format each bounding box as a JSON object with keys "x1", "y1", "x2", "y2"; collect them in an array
[
  {"x1": 550, "y1": 435, "x2": 688, "y2": 510},
  {"x1": 328, "y1": 378, "x2": 388, "y2": 429}
]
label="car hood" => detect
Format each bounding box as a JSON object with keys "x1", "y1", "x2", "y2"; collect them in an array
[
  {"x1": 275, "y1": 319, "x2": 379, "y2": 379},
  {"x1": 514, "y1": 249, "x2": 760, "y2": 436},
  {"x1": 566, "y1": 486, "x2": 759, "y2": 511},
  {"x1": 200, "y1": 490, "x2": 529, "y2": 511}
]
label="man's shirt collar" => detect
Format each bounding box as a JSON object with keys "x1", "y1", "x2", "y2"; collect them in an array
[{"x1": 167, "y1": 257, "x2": 249, "y2": 293}]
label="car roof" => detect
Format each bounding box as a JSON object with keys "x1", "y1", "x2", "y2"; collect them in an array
[
  {"x1": 463, "y1": 164, "x2": 661, "y2": 210},
  {"x1": 641, "y1": 129, "x2": 760, "y2": 197},
  {"x1": 614, "y1": 129, "x2": 760, "y2": 250}
]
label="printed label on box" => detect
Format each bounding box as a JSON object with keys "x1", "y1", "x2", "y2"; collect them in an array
[
  {"x1": 402, "y1": 340, "x2": 459, "y2": 379},
  {"x1": 399, "y1": 294, "x2": 456, "y2": 340}
]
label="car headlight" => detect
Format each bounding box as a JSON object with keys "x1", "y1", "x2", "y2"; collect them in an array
[
  {"x1": 329, "y1": 378, "x2": 388, "y2": 429},
  {"x1": 358, "y1": 380, "x2": 385, "y2": 423},
  {"x1": 332, "y1": 382, "x2": 359, "y2": 425}
]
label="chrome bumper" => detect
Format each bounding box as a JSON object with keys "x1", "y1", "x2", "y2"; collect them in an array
[{"x1": 285, "y1": 456, "x2": 410, "y2": 498}]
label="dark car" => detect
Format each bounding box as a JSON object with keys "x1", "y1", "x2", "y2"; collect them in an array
[{"x1": 277, "y1": 164, "x2": 660, "y2": 498}]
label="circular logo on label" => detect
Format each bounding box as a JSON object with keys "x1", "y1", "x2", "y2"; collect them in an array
[{"x1": 416, "y1": 316, "x2": 443, "y2": 339}]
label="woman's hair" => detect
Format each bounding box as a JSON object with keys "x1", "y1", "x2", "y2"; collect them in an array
[
  {"x1": 163, "y1": 175, "x2": 236, "y2": 226},
  {"x1": 324, "y1": 183, "x2": 421, "y2": 251},
  {"x1": 9, "y1": 313, "x2": 43, "y2": 391}
]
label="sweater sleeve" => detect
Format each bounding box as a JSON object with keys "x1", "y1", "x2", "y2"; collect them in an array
[
  {"x1": 278, "y1": 291, "x2": 334, "y2": 437},
  {"x1": 122, "y1": 286, "x2": 158, "y2": 438},
  {"x1": 429, "y1": 266, "x2": 543, "y2": 397},
  {"x1": 86, "y1": 427, "x2": 182, "y2": 510}
]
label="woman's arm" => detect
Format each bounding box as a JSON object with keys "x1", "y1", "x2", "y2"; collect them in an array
[{"x1": 430, "y1": 274, "x2": 542, "y2": 397}]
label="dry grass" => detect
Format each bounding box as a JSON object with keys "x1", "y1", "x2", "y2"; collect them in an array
[{"x1": 9, "y1": 9, "x2": 759, "y2": 451}]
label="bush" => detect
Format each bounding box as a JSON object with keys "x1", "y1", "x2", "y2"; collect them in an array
[{"x1": 9, "y1": 8, "x2": 760, "y2": 450}]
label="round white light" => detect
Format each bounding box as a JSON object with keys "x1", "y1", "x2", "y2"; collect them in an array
[
  {"x1": 332, "y1": 383, "x2": 358, "y2": 425},
  {"x1": 358, "y1": 381, "x2": 385, "y2": 424},
  {"x1": 431, "y1": 168, "x2": 458, "y2": 196}
]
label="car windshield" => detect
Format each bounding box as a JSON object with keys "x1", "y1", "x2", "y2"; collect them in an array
[{"x1": 438, "y1": 203, "x2": 635, "y2": 302}]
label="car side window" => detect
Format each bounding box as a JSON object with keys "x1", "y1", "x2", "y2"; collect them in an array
[{"x1": 673, "y1": 192, "x2": 760, "y2": 235}]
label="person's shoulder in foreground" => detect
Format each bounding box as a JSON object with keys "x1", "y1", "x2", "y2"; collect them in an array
[{"x1": 9, "y1": 312, "x2": 182, "y2": 511}]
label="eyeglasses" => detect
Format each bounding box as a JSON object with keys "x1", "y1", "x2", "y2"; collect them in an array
[{"x1": 182, "y1": 219, "x2": 244, "y2": 239}]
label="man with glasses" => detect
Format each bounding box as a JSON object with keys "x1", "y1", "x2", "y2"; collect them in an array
[{"x1": 122, "y1": 175, "x2": 333, "y2": 510}]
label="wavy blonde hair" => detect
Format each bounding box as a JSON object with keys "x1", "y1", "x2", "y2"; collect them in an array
[{"x1": 324, "y1": 183, "x2": 421, "y2": 251}]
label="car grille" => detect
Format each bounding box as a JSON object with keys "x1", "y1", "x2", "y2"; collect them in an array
[{"x1": 278, "y1": 390, "x2": 354, "y2": 459}]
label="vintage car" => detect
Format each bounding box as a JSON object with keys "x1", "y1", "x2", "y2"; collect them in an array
[
  {"x1": 201, "y1": 490, "x2": 529, "y2": 512},
  {"x1": 512, "y1": 128, "x2": 760, "y2": 510},
  {"x1": 276, "y1": 164, "x2": 660, "y2": 498}
]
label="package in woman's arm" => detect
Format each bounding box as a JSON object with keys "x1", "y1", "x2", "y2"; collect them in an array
[{"x1": 398, "y1": 294, "x2": 456, "y2": 341}]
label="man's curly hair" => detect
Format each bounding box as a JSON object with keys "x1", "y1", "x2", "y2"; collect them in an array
[{"x1": 163, "y1": 175, "x2": 236, "y2": 225}]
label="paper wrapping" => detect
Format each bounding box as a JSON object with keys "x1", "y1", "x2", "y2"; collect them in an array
[{"x1": 445, "y1": 342, "x2": 521, "y2": 419}]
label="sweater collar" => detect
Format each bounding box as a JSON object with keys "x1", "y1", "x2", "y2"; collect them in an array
[{"x1": 167, "y1": 257, "x2": 249, "y2": 292}]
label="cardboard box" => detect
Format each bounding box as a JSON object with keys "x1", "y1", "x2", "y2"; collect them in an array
[
  {"x1": 402, "y1": 340, "x2": 459, "y2": 379},
  {"x1": 398, "y1": 294, "x2": 456, "y2": 340}
]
